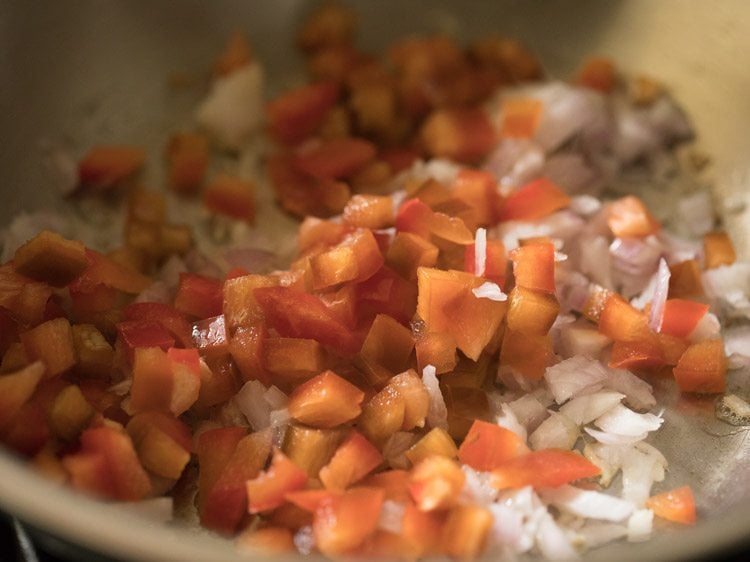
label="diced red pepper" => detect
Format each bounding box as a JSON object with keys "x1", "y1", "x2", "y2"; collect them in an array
[
  {"x1": 191, "y1": 315, "x2": 229, "y2": 357},
  {"x1": 319, "y1": 430, "x2": 383, "y2": 490},
  {"x1": 509, "y1": 241, "x2": 556, "y2": 294},
  {"x1": 287, "y1": 370, "x2": 365, "y2": 428},
  {"x1": 409, "y1": 455, "x2": 465, "y2": 512},
  {"x1": 703, "y1": 231, "x2": 736, "y2": 269},
  {"x1": 659, "y1": 299, "x2": 709, "y2": 339},
  {"x1": 645, "y1": 485, "x2": 697, "y2": 525},
  {"x1": 313, "y1": 487, "x2": 384, "y2": 556},
  {"x1": 174, "y1": 273, "x2": 223, "y2": 319},
  {"x1": 123, "y1": 302, "x2": 193, "y2": 348},
  {"x1": 342, "y1": 194, "x2": 395, "y2": 230},
  {"x1": 13, "y1": 230, "x2": 89, "y2": 287},
  {"x1": 458, "y1": 419, "x2": 529, "y2": 471},
  {"x1": 166, "y1": 132, "x2": 209, "y2": 193},
  {"x1": 491, "y1": 449, "x2": 601, "y2": 489},
  {"x1": 246, "y1": 449, "x2": 308, "y2": 513},
  {"x1": 607, "y1": 195, "x2": 660, "y2": 238},
  {"x1": 308, "y1": 229, "x2": 384, "y2": 290},
  {"x1": 78, "y1": 146, "x2": 145, "y2": 190},
  {"x1": 576, "y1": 57, "x2": 617, "y2": 93},
  {"x1": 294, "y1": 137, "x2": 377, "y2": 179},
  {"x1": 441, "y1": 505, "x2": 493, "y2": 560},
  {"x1": 254, "y1": 286, "x2": 360, "y2": 354},
  {"x1": 673, "y1": 339, "x2": 726, "y2": 394},
  {"x1": 420, "y1": 108, "x2": 496, "y2": 163},
  {"x1": 117, "y1": 320, "x2": 176, "y2": 364},
  {"x1": 267, "y1": 81, "x2": 340, "y2": 144},
  {"x1": 598, "y1": 295, "x2": 651, "y2": 342},
  {"x1": 203, "y1": 174, "x2": 256, "y2": 223},
  {"x1": 452, "y1": 169, "x2": 503, "y2": 227},
  {"x1": 498, "y1": 178, "x2": 570, "y2": 222},
  {"x1": 500, "y1": 97, "x2": 543, "y2": 138}
]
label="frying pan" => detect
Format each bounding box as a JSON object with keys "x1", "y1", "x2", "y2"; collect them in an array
[{"x1": 1, "y1": 1, "x2": 749, "y2": 560}]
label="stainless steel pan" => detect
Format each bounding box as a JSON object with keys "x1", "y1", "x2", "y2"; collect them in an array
[{"x1": 1, "y1": 1, "x2": 749, "y2": 560}]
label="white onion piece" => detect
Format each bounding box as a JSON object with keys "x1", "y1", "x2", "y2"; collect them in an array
[
  {"x1": 539, "y1": 485, "x2": 634, "y2": 522},
  {"x1": 474, "y1": 227, "x2": 487, "y2": 277},
  {"x1": 377, "y1": 500, "x2": 406, "y2": 534},
  {"x1": 135, "y1": 281, "x2": 171, "y2": 305},
  {"x1": 472, "y1": 281, "x2": 508, "y2": 301},
  {"x1": 422, "y1": 365, "x2": 448, "y2": 430},
  {"x1": 535, "y1": 511, "x2": 577, "y2": 561},
  {"x1": 530, "y1": 412, "x2": 578, "y2": 451},
  {"x1": 196, "y1": 62, "x2": 264, "y2": 149},
  {"x1": 724, "y1": 326, "x2": 750, "y2": 369},
  {"x1": 595, "y1": 404, "x2": 663, "y2": 436},
  {"x1": 649, "y1": 258, "x2": 671, "y2": 331},
  {"x1": 235, "y1": 380, "x2": 271, "y2": 430},
  {"x1": 585, "y1": 428, "x2": 647, "y2": 446},
  {"x1": 395, "y1": 158, "x2": 460, "y2": 190},
  {"x1": 579, "y1": 235, "x2": 613, "y2": 289},
  {"x1": 461, "y1": 466, "x2": 498, "y2": 506},
  {"x1": 488, "y1": 502, "x2": 531, "y2": 554},
  {"x1": 609, "y1": 236, "x2": 663, "y2": 298},
  {"x1": 688, "y1": 312, "x2": 721, "y2": 343},
  {"x1": 611, "y1": 105, "x2": 660, "y2": 163},
  {"x1": 264, "y1": 385, "x2": 288, "y2": 409},
  {"x1": 544, "y1": 356, "x2": 609, "y2": 404},
  {"x1": 677, "y1": 191, "x2": 715, "y2": 237},
  {"x1": 383, "y1": 432, "x2": 418, "y2": 470},
  {"x1": 702, "y1": 263, "x2": 750, "y2": 318},
  {"x1": 627, "y1": 509, "x2": 654, "y2": 542},
  {"x1": 116, "y1": 497, "x2": 173, "y2": 523},
  {"x1": 108, "y1": 379, "x2": 133, "y2": 397},
  {"x1": 269, "y1": 408, "x2": 290, "y2": 428},
  {"x1": 558, "y1": 320, "x2": 612, "y2": 360},
  {"x1": 493, "y1": 402, "x2": 529, "y2": 442},
  {"x1": 506, "y1": 393, "x2": 551, "y2": 434},
  {"x1": 575, "y1": 522, "x2": 628, "y2": 549},
  {"x1": 603, "y1": 368, "x2": 656, "y2": 411},
  {"x1": 559, "y1": 391, "x2": 625, "y2": 425},
  {"x1": 555, "y1": 270, "x2": 591, "y2": 314},
  {"x1": 621, "y1": 446, "x2": 664, "y2": 506},
  {"x1": 543, "y1": 153, "x2": 598, "y2": 195},
  {"x1": 569, "y1": 195, "x2": 602, "y2": 217},
  {"x1": 293, "y1": 526, "x2": 315, "y2": 555}
]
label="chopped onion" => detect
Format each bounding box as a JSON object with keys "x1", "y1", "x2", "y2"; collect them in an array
[
  {"x1": 269, "y1": 408, "x2": 290, "y2": 428},
  {"x1": 702, "y1": 263, "x2": 750, "y2": 319},
  {"x1": 689, "y1": 312, "x2": 721, "y2": 343},
  {"x1": 579, "y1": 235, "x2": 613, "y2": 289},
  {"x1": 223, "y1": 246, "x2": 278, "y2": 273},
  {"x1": 422, "y1": 365, "x2": 448, "y2": 430},
  {"x1": 621, "y1": 446, "x2": 664, "y2": 506},
  {"x1": 264, "y1": 385, "x2": 288, "y2": 409},
  {"x1": 535, "y1": 511, "x2": 577, "y2": 561},
  {"x1": 575, "y1": 522, "x2": 628, "y2": 549},
  {"x1": 603, "y1": 368, "x2": 656, "y2": 411},
  {"x1": 461, "y1": 466, "x2": 498, "y2": 506},
  {"x1": 677, "y1": 190, "x2": 715, "y2": 237},
  {"x1": 724, "y1": 325, "x2": 750, "y2": 369},
  {"x1": 539, "y1": 485, "x2": 634, "y2": 522},
  {"x1": 627, "y1": 509, "x2": 653, "y2": 542},
  {"x1": 383, "y1": 432, "x2": 418, "y2": 469},
  {"x1": 569, "y1": 195, "x2": 602, "y2": 217},
  {"x1": 472, "y1": 281, "x2": 508, "y2": 301},
  {"x1": 293, "y1": 526, "x2": 315, "y2": 555},
  {"x1": 649, "y1": 258, "x2": 671, "y2": 332},
  {"x1": 235, "y1": 380, "x2": 272, "y2": 430},
  {"x1": 474, "y1": 227, "x2": 487, "y2": 276},
  {"x1": 558, "y1": 319, "x2": 612, "y2": 359},
  {"x1": 493, "y1": 402, "x2": 529, "y2": 442},
  {"x1": 594, "y1": 404, "x2": 663, "y2": 436},
  {"x1": 529, "y1": 412, "x2": 578, "y2": 451},
  {"x1": 377, "y1": 500, "x2": 406, "y2": 534},
  {"x1": 559, "y1": 391, "x2": 625, "y2": 425},
  {"x1": 584, "y1": 428, "x2": 647, "y2": 446},
  {"x1": 544, "y1": 356, "x2": 608, "y2": 404},
  {"x1": 488, "y1": 502, "x2": 531, "y2": 554},
  {"x1": 543, "y1": 153, "x2": 598, "y2": 195},
  {"x1": 196, "y1": 62, "x2": 265, "y2": 149}
]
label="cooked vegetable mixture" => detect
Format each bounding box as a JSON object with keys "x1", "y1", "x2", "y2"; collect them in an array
[{"x1": 2, "y1": 2, "x2": 749, "y2": 559}]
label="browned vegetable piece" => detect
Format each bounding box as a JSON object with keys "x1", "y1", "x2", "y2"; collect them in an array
[
  {"x1": 13, "y1": 230, "x2": 88, "y2": 287},
  {"x1": 405, "y1": 427, "x2": 458, "y2": 466},
  {"x1": 49, "y1": 385, "x2": 95, "y2": 441},
  {"x1": 282, "y1": 424, "x2": 343, "y2": 477},
  {"x1": 297, "y1": 2, "x2": 357, "y2": 52},
  {"x1": 703, "y1": 231, "x2": 736, "y2": 269},
  {"x1": 71, "y1": 324, "x2": 114, "y2": 377},
  {"x1": 166, "y1": 132, "x2": 209, "y2": 194},
  {"x1": 214, "y1": 31, "x2": 253, "y2": 77}
]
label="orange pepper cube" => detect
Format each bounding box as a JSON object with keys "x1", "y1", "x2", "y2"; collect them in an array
[
  {"x1": 645, "y1": 485, "x2": 697, "y2": 525},
  {"x1": 78, "y1": 145, "x2": 145, "y2": 190},
  {"x1": 673, "y1": 339, "x2": 726, "y2": 394},
  {"x1": 415, "y1": 331, "x2": 458, "y2": 374},
  {"x1": 71, "y1": 324, "x2": 114, "y2": 377},
  {"x1": 500, "y1": 97, "x2": 543, "y2": 139},
  {"x1": 223, "y1": 274, "x2": 279, "y2": 332},
  {"x1": 607, "y1": 195, "x2": 660, "y2": 238},
  {"x1": 126, "y1": 411, "x2": 192, "y2": 480},
  {"x1": 458, "y1": 419, "x2": 529, "y2": 471},
  {"x1": 359, "y1": 385, "x2": 406, "y2": 446},
  {"x1": 262, "y1": 337, "x2": 328, "y2": 383},
  {"x1": 203, "y1": 174, "x2": 256, "y2": 223},
  {"x1": 360, "y1": 314, "x2": 415, "y2": 374},
  {"x1": 312, "y1": 487, "x2": 384, "y2": 556},
  {"x1": 166, "y1": 132, "x2": 209, "y2": 193},
  {"x1": 282, "y1": 424, "x2": 343, "y2": 477},
  {"x1": 246, "y1": 449, "x2": 308, "y2": 513},
  {"x1": 703, "y1": 231, "x2": 736, "y2": 269},
  {"x1": 319, "y1": 430, "x2": 383, "y2": 490},
  {"x1": 498, "y1": 178, "x2": 570, "y2": 222},
  {"x1": 342, "y1": 194, "x2": 395, "y2": 229},
  {"x1": 576, "y1": 57, "x2": 617, "y2": 93},
  {"x1": 598, "y1": 295, "x2": 651, "y2": 342},
  {"x1": 266, "y1": 81, "x2": 340, "y2": 145},
  {"x1": 386, "y1": 232, "x2": 439, "y2": 281},
  {"x1": 0, "y1": 361, "x2": 44, "y2": 431},
  {"x1": 48, "y1": 385, "x2": 94, "y2": 442},
  {"x1": 500, "y1": 329, "x2": 553, "y2": 381},
  {"x1": 409, "y1": 455, "x2": 465, "y2": 512},
  {"x1": 21, "y1": 317, "x2": 76, "y2": 378},
  {"x1": 308, "y1": 229, "x2": 384, "y2": 290},
  {"x1": 13, "y1": 230, "x2": 88, "y2": 287},
  {"x1": 420, "y1": 108, "x2": 496, "y2": 164},
  {"x1": 287, "y1": 370, "x2": 364, "y2": 428},
  {"x1": 509, "y1": 241, "x2": 556, "y2": 293},
  {"x1": 506, "y1": 286, "x2": 560, "y2": 336},
  {"x1": 405, "y1": 427, "x2": 458, "y2": 466},
  {"x1": 441, "y1": 505, "x2": 493, "y2": 560}
]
